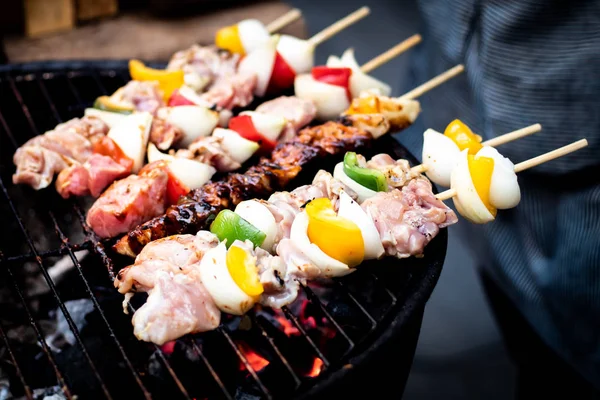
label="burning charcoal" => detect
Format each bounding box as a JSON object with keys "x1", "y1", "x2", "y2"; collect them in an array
[{"x1": 47, "y1": 299, "x2": 94, "y2": 351}]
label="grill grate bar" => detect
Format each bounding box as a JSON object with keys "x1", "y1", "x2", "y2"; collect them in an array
[
  {"x1": 334, "y1": 281, "x2": 377, "y2": 330},
  {"x1": 217, "y1": 328, "x2": 272, "y2": 400},
  {"x1": 369, "y1": 272, "x2": 397, "y2": 305},
  {"x1": 39, "y1": 73, "x2": 195, "y2": 399},
  {"x1": 188, "y1": 339, "x2": 234, "y2": 400},
  {"x1": 302, "y1": 285, "x2": 355, "y2": 354},
  {"x1": 0, "y1": 177, "x2": 112, "y2": 400},
  {"x1": 281, "y1": 306, "x2": 330, "y2": 369},
  {"x1": 125, "y1": 304, "x2": 193, "y2": 400},
  {"x1": 0, "y1": 106, "x2": 19, "y2": 149},
  {"x1": 50, "y1": 213, "x2": 153, "y2": 400},
  {"x1": 251, "y1": 313, "x2": 302, "y2": 389},
  {"x1": 3, "y1": 243, "x2": 91, "y2": 264},
  {"x1": 35, "y1": 75, "x2": 63, "y2": 124},
  {"x1": 0, "y1": 203, "x2": 73, "y2": 399},
  {"x1": 0, "y1": 300, "x2": 34, "y2": 399}
]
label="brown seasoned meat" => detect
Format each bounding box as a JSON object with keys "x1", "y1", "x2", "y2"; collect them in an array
[{"x1": 114, "y1": 122, "x2": 372, "y2": 256}]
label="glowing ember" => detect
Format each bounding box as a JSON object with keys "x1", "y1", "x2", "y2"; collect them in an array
[
  {"x1": 307, "y1": 357, "x2": 324, "y2": 377},
  {"x1": 275, "y1": 314, "x2": 299, "y2": 336},
  {"x1": 238, "y1": 343, "x2": 270, "y2": 372}
]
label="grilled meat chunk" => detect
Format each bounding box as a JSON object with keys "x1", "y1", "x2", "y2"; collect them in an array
[{"x1": 114, "y1": 122, "x2": 371, "y2": 256}]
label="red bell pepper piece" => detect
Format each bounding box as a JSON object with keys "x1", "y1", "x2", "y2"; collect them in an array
[
  {"x1": 167, "y1": 89, "x2": 196, "y2": 107},
  {"x1": 266, "y1": 52, "x2": 296, "y2": 95},
  {"x1": 228, "y1": 115, "x2": 276, "y2": 152},
  {"x1": 311, "y1": 66, "x2": 353, "y2": 101},
  {"x1": 165, "y1": 169, "x2": 190, "y2": 205},
  {"x1": 92, "y1": 136, "x2": 134, "y2": 172}
]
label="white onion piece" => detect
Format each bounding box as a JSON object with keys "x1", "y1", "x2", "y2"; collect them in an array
[
  {"x1": 157, "y1": 106, "x2": 219, "y2": 147},
  {"x1": 212, "y1": 128, "x2": 259, "y2": 164},
  {"x1": 107, "y1": 112, "x2": 152, "y2": 173},
  {"x1": 422, "y1": 129, "x2": 462, "y2": 187},
  {"x1": 451, "y1": 149, "x2": 495, "y2": 224},
  {"x1": 326, "y1": 54, "x2": 343, "y2": 67},
  {"x1": 294, "y1": 74, "x2": 350, "y2": 121},
  {"x1": 238, "y1": 36, "x2": 278, "y2": 97},
  {"x1": 333, "y1": 162, "x2": 378, "y2": 203},
  {"x1": 147, "y1": 143, "x2": 216, "y2": 189},
  {"x1": 84, "y1": 108, "x2": 127, "y2": 128},
  {"x1": 238, "y1": 19, "x2": 270, "y2": 54},
  {"x1": 337, "y1": 190, "x2": 384, "y2": 260},
  {"x1": 234, "y1": 200, "x2": 278, "y2": 251},
  {"x1": 338, "y1": 48, "x2": 391, "y2": 98},
  {"x1": 198, "y1": 242, "x2": 256, "y2": 315},
  {"x1": 290, "y1": 211, "x2": 352, "y2": 278},
  {"x1": 239, "y1": 111, "x2": 286, "y2": 142},
  {"x1": 277, "y1": 34, "x2": 314, "y2": 74},
  {"x1": 475, "y1": 146, "x2": 520, "y2": 209}
]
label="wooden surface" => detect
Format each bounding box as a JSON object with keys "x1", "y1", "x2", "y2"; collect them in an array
[
  {"x1": 5, "y1": 1, "x2": 306, "y2": 63},
  {"x1": 76, "y1": 0, "x2": 118, "y2": 21},
  {"x1": 24, "y1": 0, "x2": 75, "y2": 37}
]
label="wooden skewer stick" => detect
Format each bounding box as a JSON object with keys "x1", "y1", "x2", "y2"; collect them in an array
[
  {"x1": 435, "y1": 138, "x2": 589, "y2": 201},
  {"x1": 360, "y1": 34, "x2": 422, "y2": 74},
  {"x1": 266, "y1": 8, "x2": 302, "y2": 34},
  {"x1": 410, "y1": 123, "x2": 543, "y2": 174},
  {"x1": 307, "y1": 6, "x2": 371, "y2": 49},
  {"x1": 400, "y1": 64, "x2": 465, "y2": 100}
]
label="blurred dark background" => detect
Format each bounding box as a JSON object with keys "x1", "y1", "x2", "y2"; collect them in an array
[{"x1": 0, "y1": 0, "x2": 515, "y2": 398}]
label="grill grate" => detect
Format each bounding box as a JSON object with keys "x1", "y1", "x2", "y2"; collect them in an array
[{"x1": 0, "y1": 63, "x2": 446, "y2": 400}]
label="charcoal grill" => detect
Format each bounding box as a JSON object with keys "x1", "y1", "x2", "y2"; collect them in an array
[{"x1": 0, "y1": 61, "x2": 448, "y2": 400}]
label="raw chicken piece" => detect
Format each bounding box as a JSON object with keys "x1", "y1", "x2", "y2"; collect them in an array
[
  {"x1": 86, "y1": 162, "x2": 169, "y2": 238},
  {"x1": 12, "y1": 116, "x2": 109, "y2": 189},
  {"x1": 362, "y1": 178, "x2": 458, "y2": 258},
  {"x1": 132, "y1": 270, "x2": 220, "y2": 345},
  {"x1": 366, "y1": 153, "x2": 421, "y2": 189},
  {"x1": 115, "y1": 231, "x2": 219, "y2": 293},
  {"x1": 149, "y1": 117, "x2": 183, "y2": 150},
  {"x1": 174, "y1": 135, "x2": 240, "y2": 172},
  {"x1": 199, "y1": 72, "x2": 257, "y2": 110},
  {"x1": 255, "y1": 96, "x2": 317, "y2": 142},
  {"x1": 167, "y1": 45, "x2": 240, "y2": 92},
  {"x1": 55, "y1": 154, "x2": 130, "y2": 199},
  {"x1": 110, "y1": 81, "x2": 164, "y2": 114}
]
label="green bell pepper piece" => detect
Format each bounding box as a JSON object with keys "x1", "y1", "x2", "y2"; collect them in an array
[
  {"x1": 93, "y1": 96, "x2": 133, "y2": 115},
  {"x1": 343, "y1": 152, "x2": 388, "y2": 192},
  {"x1": 210, "y1": 209, "x2": 266, "y2": 248}
]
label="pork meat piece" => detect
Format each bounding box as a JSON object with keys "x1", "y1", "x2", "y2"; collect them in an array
[
  {"x1": 255, "y1": 96, "x2": 317, "y2": 141},
  {"x1": 362, "y1": 178, "x2": 458, "y2": 258},
  {"x1": 110, "y1": 81, "x2": 165, "y2": 114},
  {"x1": 12, "y1": 116, "x2": 109, "y2": 189},
  {"x1": 115, "y1": 231, "x2": 219, "y2": 294},
  {"x1": 86, "y1": 163, "x2": 169, "y2": 238},
  {"x1": 55, "y1": 154, "x2": 130, "y2": 199},
  {"x1": 132, "y1": 269, "x2": 220, "y2": 345}
]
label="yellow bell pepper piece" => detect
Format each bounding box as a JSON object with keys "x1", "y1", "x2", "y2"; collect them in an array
[
  {"x1": 226, "y1": 245, "x2": 264, "y2": 297},
  {"x1": 306, "y1": 198, "x2": 365, "y2": 267},
  {"x1": 444, "y1": 119, "x2": 483, "y2": 155},
  {"x1": 345, "y1": 95, "x2": 381, "y2": 115},
  {"x1": 128, "y1": 59, "x2": 184, "y2": 102},
  {"x1": 215, "y1": 25, "x2": 245, "y2": 55},
  {"x1": 468, "y1": 155, "x2": 497, "y2": 216}
]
